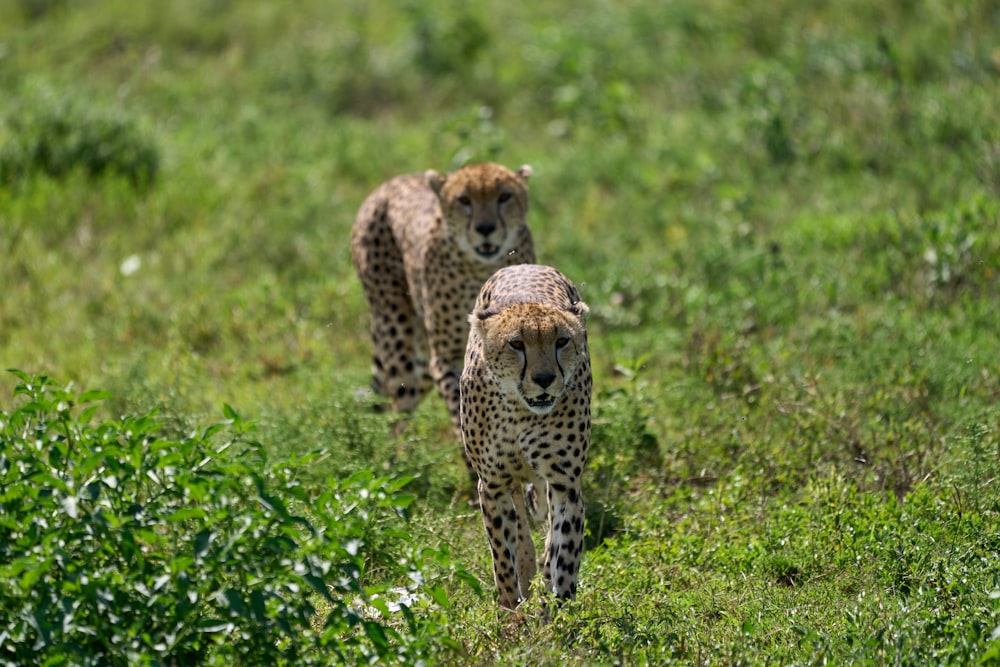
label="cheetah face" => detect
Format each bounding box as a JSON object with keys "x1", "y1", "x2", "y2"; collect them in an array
[
  {"x1": 473, "y1": 301, "x2": 588, "y2": 415},
  {"x1": 427, "y1": 163, "x2": 532, "y2": 264}
]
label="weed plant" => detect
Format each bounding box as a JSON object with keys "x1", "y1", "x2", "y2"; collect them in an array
[
  {"x1": 0, "y1": 370, "x2": 472, "y2": 665},
  {"x1": 2, "y1": 0, "x2": 1000, "y2": 664}
]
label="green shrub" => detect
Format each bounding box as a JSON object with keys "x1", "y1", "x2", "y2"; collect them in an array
[
  {"x1": 0, "y1": 89, "x2": 159, "y2": 190},
  {"x1": 13, "y1": 0, "x2": 65, "y2": 20},
  {"x1": 0, "y1": 370, "x2": 470, "y2": 666}
]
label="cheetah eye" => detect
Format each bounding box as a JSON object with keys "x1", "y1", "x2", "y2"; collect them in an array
[
  {"x1": 497, "y1": 192, "x2": 512, "y2": 204},
  {"x1": 555, "y1": 337, "x2": 570, "y2": 349},
  {"x1": 457, "y1": 195, "x2": 472, "y2": 207},
  {"x1": 508, "y1": 340, "x2": 525, "y2": 352}
]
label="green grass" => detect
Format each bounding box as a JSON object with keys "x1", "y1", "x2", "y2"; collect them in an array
[{"x1": 2, "y1": 0, "x2": 999, "y2": 664}]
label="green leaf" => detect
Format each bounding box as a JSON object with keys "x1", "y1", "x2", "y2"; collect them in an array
[
  {"x1": 6, "y1": 368, "x2": 31, "y2": 382},
  {"x1": 78, "y1": 389, "x2": 113, "y2": 403},
  {"x1": 223, "y1": 589, "x2": 248, "y2": 618},
  {"x1": 362, "y1": 620, "x2": 390, "y2": 652},
  {"x1": 222, "y1": 403, "x2": 239, "y2": 421},
  {"x1": 167, "y1": 507, "x2": 207, "y2": 522},
  {"x1": 427, "y1": 585, "x2": 450, "y2": 610},
  {"x1": 398, "y1": 603, "x2": 418, "y2": 632},
  {"x1": 249, "y1": 589, "x2": 268, "y2": 622},
  {"x1": 302, "y1": 572, "x2": 334, "y2": 604},
  {"x1": 454, "y1": 570, "x2": 484, "y2": 596},
  {"x1": 367, "y1": 596, "x2": 391, "y2": 617},
  {"x1": 20, "y1": 557, "x2": 52, "y2": 590},
  {"x1": 341, "y1": 469, "x2": 374, "y2": 488},
  {"x1": 201, "y1": 421, "x2": 229, "y2": 439},
  {"x1": 30, "y1": 471, "x2": 71, "y2": 494},
  {"x1": 78, "y1": 404, "x2": 102, "y2": 424},
  {"x1": 389, "y1": 493, "x2": 417, "y2": 510},
  {"x1": 263, "y1": 534, "x2": 297, "y2": 555},
  {"x1": 19, "y1": 400, "x2": 48, "y2": 414},
  {"x1": 75, "y1": 450, "x2": 109, "y2": 478},
  {"x1": 440, "y1": 636, "x2": 466, "y2": 655},
  {"x1": 194, "y1": 529, "x2": 214, "y2": 559},
  {"x1": 383, "y1": 475, "x2": 416, "y2": 494}
]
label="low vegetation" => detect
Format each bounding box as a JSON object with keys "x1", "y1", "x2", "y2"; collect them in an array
[{"x1": 0, "y1": 370, "x2": 472, "y2": 665}]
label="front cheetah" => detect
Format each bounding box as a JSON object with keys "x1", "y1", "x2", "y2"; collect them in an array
[
  {"x1": 350, "y1": 163, "x2": 535, "y2": 439},
  {"x1": 460, "y1": 264, "x2": 592, "y2": 610}
]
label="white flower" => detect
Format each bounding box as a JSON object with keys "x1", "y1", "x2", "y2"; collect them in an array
[{"x1": 120, "y1": 254, "x2": 141, "y2": 276}]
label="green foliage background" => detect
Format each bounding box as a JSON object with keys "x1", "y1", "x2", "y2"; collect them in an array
[{"x1": 1, "y1": 0, "x2": 999, "y2": 664}]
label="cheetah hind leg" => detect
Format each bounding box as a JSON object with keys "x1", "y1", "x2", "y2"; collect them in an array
[
  {"x1": 367, "y1": 348, "x2": 429, "y2": 407},
  {"x1": 411, "y1": 321, "x2": 434, "y2": 397},
  {"x1": 363, "y1": 356, "x2": 390, "y2": 412},
  {"x1": 389, "y1": 334, "x2": 433, "y2": 437}
]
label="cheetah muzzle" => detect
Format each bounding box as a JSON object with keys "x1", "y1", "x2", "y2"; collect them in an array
[
  {"x1": 475, "y1": 242, "x2": 499, "y2": 258},
  {"x1": 525, "y1": 393, "x2": 555, "y2": 411}
]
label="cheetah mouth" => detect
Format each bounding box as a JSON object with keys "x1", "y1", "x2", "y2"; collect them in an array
[
  {"x1": 475, "y1": 242, "x2": 500, "y2": 258},
  {"x1": 524, "y1": 393, "x2": 556, "y2": 410}
]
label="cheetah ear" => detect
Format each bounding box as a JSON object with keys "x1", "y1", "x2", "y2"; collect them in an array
[
  {"x1": 565, "y1": 283, "x2": 588, "y2": 317},
  {"x1": 566, "y1": 300, "x2": 589, "y2": 318},
  {"x1": 471, "y1": 307, "x2": 497, "y2": 323},
  {"x1": 426, "y1": 169, "x2": 445, "y2": 196},
  {"x1": 516, "y1": 164, "x2": 533, "y2": 181},
  {"x1": 470, "y1": 307, "x2": 498, "y2": 335}
]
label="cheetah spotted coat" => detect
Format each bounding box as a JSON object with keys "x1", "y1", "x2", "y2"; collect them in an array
[{"x1": 461, "y1": 264, "x2": 591, "y2": 609}]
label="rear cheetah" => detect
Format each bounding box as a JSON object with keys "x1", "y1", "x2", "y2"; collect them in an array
[
  {"x1": 460, "y1": 264, "x2": 591, "y2": 610},
  {"x1": 350, "y1": 163, "x2": 535, "y2": 440}
]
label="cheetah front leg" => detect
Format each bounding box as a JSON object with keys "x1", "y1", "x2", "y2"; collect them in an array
[
  {"x1": 369, "y1": 304, "x2": 430, "y2": 415},
  {"x1": 478, "y1": 478, "x2": 535, "y2": 610},
  {"x1": 542, "y1": 481, "x2": 585, "y2": 601}
]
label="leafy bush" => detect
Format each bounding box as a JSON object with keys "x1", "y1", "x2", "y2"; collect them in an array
[
  {"x1": 0, "y1": 89, "x2": 159, "y2": 189},
  {"x1": 0, "y1": 370, "x2": 470, "y2": 666},
  {"x1": 13, "y1": 0, "x2": 65, "y2": 20}
]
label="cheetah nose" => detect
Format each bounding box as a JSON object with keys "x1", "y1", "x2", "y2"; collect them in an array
[
  {"x1": 475, "y1": 220, "x2": 496, "y2": 236},
  {"x1": 532, "y1": 371, "x2": 556, "y2": 389}
]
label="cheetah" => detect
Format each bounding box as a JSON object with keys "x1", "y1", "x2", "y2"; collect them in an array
[
  {"x1": 460, "y1": 264, "x2": 592, "y2": 610},
  {"x1": 350, "y1": 163, "x2": 535, "y2": 439}
]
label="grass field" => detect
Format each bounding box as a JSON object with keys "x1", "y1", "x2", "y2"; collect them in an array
[{"x1": 2, "y1": 0, "x2": 1000, "y2": 664}]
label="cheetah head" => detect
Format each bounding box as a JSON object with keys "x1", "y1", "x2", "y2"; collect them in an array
[
  {"x1": 472, "y1": 300, "x2": 588, "y2": 415},
  {"x1": 426, "y1": 162, "x2": 532, "y2": 264}
]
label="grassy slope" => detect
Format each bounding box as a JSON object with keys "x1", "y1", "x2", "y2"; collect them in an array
[{"x1": 2, "y1": 0, "x2": 999, "y2": 664}]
